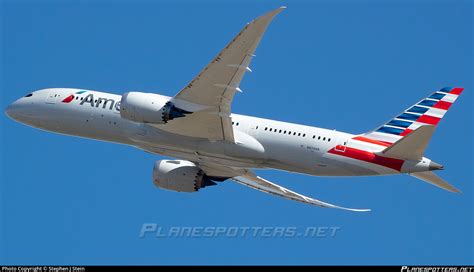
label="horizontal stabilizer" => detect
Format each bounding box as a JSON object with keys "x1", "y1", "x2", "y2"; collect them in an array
[
  {"x1": 232, "y1": 174, "x2": 370, "y2": 212},
  {"x1": 378, "y1": 125, "x2": 435, "y2": 161},
  {"x1": 410, "y1": 171, "x2": 461, "y2": 193}
]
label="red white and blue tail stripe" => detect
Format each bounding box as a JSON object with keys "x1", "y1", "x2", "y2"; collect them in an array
[{"x1": 362, "y1": 87, "x2": 464, "y2": 145}]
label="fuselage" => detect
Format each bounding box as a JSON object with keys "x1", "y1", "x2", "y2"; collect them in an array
[{"x1": 5, "y1": 88, "x2": 434, "y2": 177}]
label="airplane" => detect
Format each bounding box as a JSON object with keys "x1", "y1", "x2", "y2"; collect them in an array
[{"x1": 5, "y1": 7, "x2": 464, "y2": 211}]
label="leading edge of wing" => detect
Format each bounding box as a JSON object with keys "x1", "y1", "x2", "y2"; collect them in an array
[{"x1": 231, "y1": 174, "x2": 371, "y2": 212}]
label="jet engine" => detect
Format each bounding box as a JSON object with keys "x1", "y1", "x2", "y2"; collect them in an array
[
  {"x1": 120, "y1": 92, "x2": 191, "y2": 124},
  {"x1": 152, "y1": 160, "x2": 225, "y2": 192}
]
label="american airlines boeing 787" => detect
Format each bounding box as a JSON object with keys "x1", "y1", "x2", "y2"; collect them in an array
[{"x1": 5, "y1": 7, "x2": 463, "y2": 211}]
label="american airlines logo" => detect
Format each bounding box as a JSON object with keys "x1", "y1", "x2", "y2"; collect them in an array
[
  {"x1": 62, "y1": 91, "x2": 121, "y2": 112},
  {"x1": 61, "y1": 90, "x2": 87, "y2": 103}
]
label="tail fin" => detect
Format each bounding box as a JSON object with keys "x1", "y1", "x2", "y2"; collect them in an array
[
  {"x1": 363, "y1": 87, "x2": 464, "y2": 145},
  {"x1": 410, "y1": 171, "x2": 461, "y2": 193}
]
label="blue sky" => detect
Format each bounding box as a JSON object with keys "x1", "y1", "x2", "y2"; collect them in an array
[{"x1": 1, "y1": 0, "x2": 472, "y2": 265}]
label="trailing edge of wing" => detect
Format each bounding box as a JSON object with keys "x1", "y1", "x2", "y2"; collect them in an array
[{"x1": 231, "y1": 174, "x2": 370, "y2": 212}]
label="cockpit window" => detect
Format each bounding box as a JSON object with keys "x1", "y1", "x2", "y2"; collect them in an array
[{"x1": 24, "y1": 93, "x2": 33, "y2": 97}]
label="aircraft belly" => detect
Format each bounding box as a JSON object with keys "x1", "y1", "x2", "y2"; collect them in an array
[
  {"x1": 322, "y1": 153, "x2": 398, "y2": 176},
  {"x1": 132, "y1": 125, "x2": 263, "y2": 169},
  {"x1": 55, "y1": 107, "x2": 134, "y2": 144},
  {"x1": 256, "y1": 135, "x2": 321, "y2": 174}
]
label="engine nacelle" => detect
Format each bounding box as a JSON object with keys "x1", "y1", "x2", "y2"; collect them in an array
[
  {"x1": 120, "y1": 92, "x2": 191, "y2": 124},
  {"x1": 152, "y1": 160, "x2": 222, "y2": 192}
]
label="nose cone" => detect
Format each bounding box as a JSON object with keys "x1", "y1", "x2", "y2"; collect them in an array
[
  {"x1": 5, "y1": 96, "x2": 38, "y2": 124},
  {"x1": 5, "y1": 101, "x2": 21, "y2": 121}
]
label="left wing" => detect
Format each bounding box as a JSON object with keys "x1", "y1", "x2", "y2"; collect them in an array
[
  {"x1": 231, "y1": 173, "x2": 371, "y2": 212},
  {"x1": 160, "y1": 7, "x2": 286, "y2": 142},
  {"x1": 197, "y1": 163, "x2": 369, "y2": 211}
]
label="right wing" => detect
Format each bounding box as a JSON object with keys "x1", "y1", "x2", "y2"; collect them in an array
[{"x1": 231, "y1": 173, "x2": 371, "y2": 212}]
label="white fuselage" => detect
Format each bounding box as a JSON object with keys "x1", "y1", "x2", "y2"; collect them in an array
[{"x1": 6, "y1": 88, "x2": 433, "y2": 177}]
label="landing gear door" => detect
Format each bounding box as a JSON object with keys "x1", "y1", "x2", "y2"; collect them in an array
[{"x1": 45, "y1": 90, "x2": 57, "y2": 104}]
